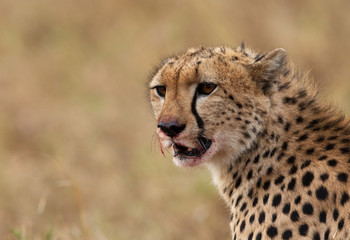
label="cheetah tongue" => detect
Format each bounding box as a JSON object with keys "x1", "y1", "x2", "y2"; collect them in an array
[
  {"x1": 173, "y1": 137, "x2": 212, "y2": 158},
  {"x1": 173, "y1": 144, "x2": 201, "y2": 157}
]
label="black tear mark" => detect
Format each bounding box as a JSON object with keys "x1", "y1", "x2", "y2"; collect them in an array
[{"x1": 191, "y1": 91, "x2": 204, "y2": 129}]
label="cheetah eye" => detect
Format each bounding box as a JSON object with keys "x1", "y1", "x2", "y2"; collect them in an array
[
  {"x1": 154, "y1": 86, "x2": 166, "y2": 97},
  {"x1": 197, "y1": 83, "x2": 217, "y2": 95}
]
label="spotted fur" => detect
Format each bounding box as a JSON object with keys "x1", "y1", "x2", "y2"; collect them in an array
[{"x1": 149, "y1": 45, "x2": 350, "y2": 240}]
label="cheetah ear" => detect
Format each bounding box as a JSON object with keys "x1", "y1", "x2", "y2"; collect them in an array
[{"x1": 248, "y1": 48, "x2": 288, "y2": 95}]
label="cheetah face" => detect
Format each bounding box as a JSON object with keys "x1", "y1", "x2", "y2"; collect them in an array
[
  {"x1": 149, "y1": 47, "x2": 287, "y2": 167},
  {"x1": 150, "y1": 70, "x2": 221, "y2": 167}
]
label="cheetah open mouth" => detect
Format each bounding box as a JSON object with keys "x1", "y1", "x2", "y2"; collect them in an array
[{"x1": 173, "y1": 137, "x2": 212, "y2": 158}]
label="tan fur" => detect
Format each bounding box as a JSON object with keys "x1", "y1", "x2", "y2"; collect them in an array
[{"x1": 149, "y1": 45, "x2": 350, "y2": 239}]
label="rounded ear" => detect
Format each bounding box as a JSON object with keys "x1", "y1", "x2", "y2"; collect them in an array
[{"x1": 248, "y1": 48, "x2": 288, "y2": 95}]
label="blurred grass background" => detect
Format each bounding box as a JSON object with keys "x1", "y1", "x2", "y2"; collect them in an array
[{"x1": 1, "y1": 0, "x2": 350, "y2": 239}]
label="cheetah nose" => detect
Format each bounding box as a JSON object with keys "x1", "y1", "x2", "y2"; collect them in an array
[{"x1": 157, "y1": 121, "x2": 186, "y2": 137}]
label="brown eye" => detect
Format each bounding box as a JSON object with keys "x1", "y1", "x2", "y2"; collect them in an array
[
  {"x1": 197, "y1": 83, "x2": 217, "y2": 95},
  {"x1": 155, "y1": 86, "x2": 166, "y2": 97}
]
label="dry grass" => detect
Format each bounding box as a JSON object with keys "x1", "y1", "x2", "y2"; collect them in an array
[{"x1": 1, "y1": 0, "x2": 350, "y2": 239}]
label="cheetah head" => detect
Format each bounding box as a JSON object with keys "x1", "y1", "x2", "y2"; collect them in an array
[{"x1": 149, "y1": 46, "x2": 287, "y2": 167}]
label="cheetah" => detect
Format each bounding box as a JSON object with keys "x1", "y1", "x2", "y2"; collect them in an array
[{"x1": 149, "y1": 44, "x2": 350, "y2": 240}]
